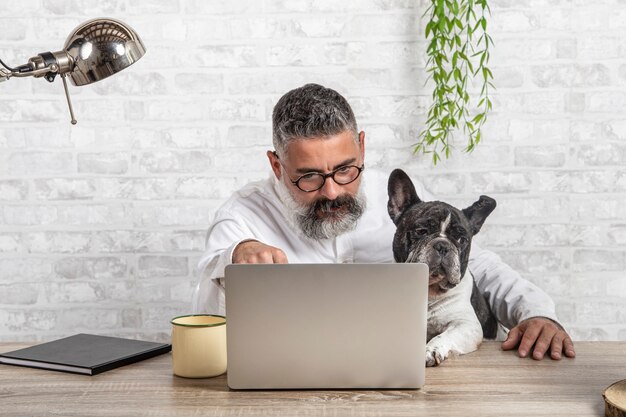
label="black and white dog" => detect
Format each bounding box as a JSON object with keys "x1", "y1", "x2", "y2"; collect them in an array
[{"x1": 387, "y1": 169, "x2": 498, "y2": 366}]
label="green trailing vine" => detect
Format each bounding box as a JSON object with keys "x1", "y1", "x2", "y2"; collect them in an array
[{"x1": 415, "y1": 0, "x2": 494, "y2": 165}]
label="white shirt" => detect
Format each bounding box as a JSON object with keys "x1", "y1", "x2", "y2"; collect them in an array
[{"x1": 193, "y1": 169, "x2": 559, "y2": 329}]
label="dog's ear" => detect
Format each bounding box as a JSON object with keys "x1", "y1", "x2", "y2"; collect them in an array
[
  {"x1": 387, "y1": 169, "x2": 421, "y2": 225},
  {"x1": 462, "y1": 195, "x2": 497, "y2": 235}
]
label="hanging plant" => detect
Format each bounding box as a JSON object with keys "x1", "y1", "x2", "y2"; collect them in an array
[{"x1": 415, "y1": 0, "x2": 494, "y2": 165}]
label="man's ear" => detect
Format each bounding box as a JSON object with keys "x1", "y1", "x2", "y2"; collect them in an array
[
  {"x1": 462, "y1": 195, "x2": 497, "y2": 235},
  {"x1": 267, "y1": 150, "x2": 281, "y2": 179},
  {"x1": 358, "y1": 131, "x2": 365, "y2": 162},
  {"x1": 387, "y1": 169, "x2": 421, "y2": 225}
]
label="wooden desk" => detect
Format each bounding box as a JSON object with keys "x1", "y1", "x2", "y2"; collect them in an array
[{"x1": 1, "y1": 341, "x2": 624, "y2": 416}]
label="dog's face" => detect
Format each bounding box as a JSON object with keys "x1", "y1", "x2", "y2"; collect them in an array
[{"x1": 387, "y1": 169, "x2": 496, "y2": 296}]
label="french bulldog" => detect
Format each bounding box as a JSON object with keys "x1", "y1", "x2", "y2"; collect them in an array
[{"x1": 387, "y1": 168, "x2": 498, "y2": 367}]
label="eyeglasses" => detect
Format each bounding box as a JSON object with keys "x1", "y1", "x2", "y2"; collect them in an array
[{"x1": 273, "y1": 152, "x2": 364, "y2": 193}]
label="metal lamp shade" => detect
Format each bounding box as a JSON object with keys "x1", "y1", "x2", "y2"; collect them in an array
[{"x1": 64, "y1": 18, "x2": 146, "y2": 87}]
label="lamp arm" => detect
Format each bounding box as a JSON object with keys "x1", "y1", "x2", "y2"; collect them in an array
[
  {"x1": 6, "y1": 65, "x2": 58, "y2": 78},
  {"x1": 0, "y1": 51, "x2": 73, "y2": 81},
  {"x1": 0, "y1": 67, "x2": 10, "y2": 82},
  {"x1": 0, "y1": 58, "x2": 32, "y2": 81}
]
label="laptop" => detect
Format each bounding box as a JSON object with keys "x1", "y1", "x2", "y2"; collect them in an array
[{"x1": 224, "y1": 263, "x2": 428, "y2": 390}]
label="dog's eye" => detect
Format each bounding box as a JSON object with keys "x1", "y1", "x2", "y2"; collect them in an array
[
  {"x1": 457, "y1": 236, "x2": 468, "y2": 245},
  {"x1": 408, "y1": 229, "x2": 428, "y2": 241}
]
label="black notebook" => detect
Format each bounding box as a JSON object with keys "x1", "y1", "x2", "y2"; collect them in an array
[{"x1": 0, "y1": 333, "x2": 171, "y2": 375}]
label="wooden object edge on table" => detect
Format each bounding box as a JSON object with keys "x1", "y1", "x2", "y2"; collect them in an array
[{"x1": 604, "y1": 379, "x2": 626, "y2": 417}]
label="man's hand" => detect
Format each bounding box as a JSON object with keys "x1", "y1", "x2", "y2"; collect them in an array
[
  {"x1": 232, "y1": 240, "x2": 288, "y2": 264},
  {"x1": 501, "y1": 317, "x2": 576, "y2": 360}
]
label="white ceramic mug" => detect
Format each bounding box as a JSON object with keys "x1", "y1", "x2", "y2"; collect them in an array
[{"x1": 170, "y1": 314, "x2": 227, "y2": 378}]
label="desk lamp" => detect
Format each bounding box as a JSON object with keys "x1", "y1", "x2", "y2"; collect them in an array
[{"x1": 0, "y1": 18, "x2": 146, "y2": 124}]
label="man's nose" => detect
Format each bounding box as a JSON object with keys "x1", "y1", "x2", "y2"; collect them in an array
[{"x1": 318, "y1": 177, "x2": 341, "y2": 200}]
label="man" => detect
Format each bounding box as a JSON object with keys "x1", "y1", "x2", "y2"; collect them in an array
[{"x1": 194, "y1": 83, "x2": 576, "y2": 361}]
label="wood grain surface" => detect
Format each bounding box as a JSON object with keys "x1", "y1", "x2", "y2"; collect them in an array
[{"x1": 1, "y1": 341, "x2": 624, "y2": 417}]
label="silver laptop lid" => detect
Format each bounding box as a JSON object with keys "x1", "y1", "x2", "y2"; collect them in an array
[{"x1": 225, "y1": 263, "x2": 428, "y2": 390}]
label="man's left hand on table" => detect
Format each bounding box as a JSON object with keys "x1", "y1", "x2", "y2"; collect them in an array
[{"x1": 501, "y1": 317, "x2": 576, "y2": 360}]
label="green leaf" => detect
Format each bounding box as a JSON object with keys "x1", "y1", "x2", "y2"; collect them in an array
[
  {"x1": 427, "y1": 41, "x2": 438, "y2": 54},
  {"x1": 484, "y1": 34, "x2": 492, "y2": 48},
  {"x1": 479, "y1": 52, "x2": 486, "y2": 67},
  {"x1": 472, "y1": 113, "x2": 484, "y2": 124},
  {"x1": 454, "y1": 68, "x2": 462, "y2": 81},
  {"x1": 437, "y1": 0, "x2": 445, "y2": 15},
  {"x1": 446, "y1": 18, "x2": 454, "y2": 32},
  {"x1": 473, "y1": 19, "x2": 481, "y2": 33}
]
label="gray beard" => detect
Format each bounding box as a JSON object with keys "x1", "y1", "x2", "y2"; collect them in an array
[{"x1": 274, "y1": 173, "x2": 367, "y2": 241}]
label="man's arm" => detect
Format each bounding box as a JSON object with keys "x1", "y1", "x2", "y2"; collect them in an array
[
  {"x1": 192, "y1": 215, "x2": 288, "y2": 315},
  {"x1": 193, "y1": 217, "x2": 252, "y2": 314},
  {"x1": 469, "y1": 243, "x2": 575, "y2": 360}
]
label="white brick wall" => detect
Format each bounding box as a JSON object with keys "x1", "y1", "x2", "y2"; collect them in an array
[{"x1": 1, "y1": 0, "x2": 625, "y2": 342}]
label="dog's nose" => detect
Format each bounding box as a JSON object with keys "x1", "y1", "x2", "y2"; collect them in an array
[{"x1": 433, "y1": 241, "x2": 449, "y2": 256}]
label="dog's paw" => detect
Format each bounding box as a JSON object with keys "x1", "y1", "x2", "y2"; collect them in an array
[{"x1": 425, "y1": 345, "x2": 449, "y2": 367}]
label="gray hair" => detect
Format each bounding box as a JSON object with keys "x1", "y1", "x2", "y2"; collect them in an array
[{"x1": 272, "y1": 83, "x2": 358, "y2": 157}]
